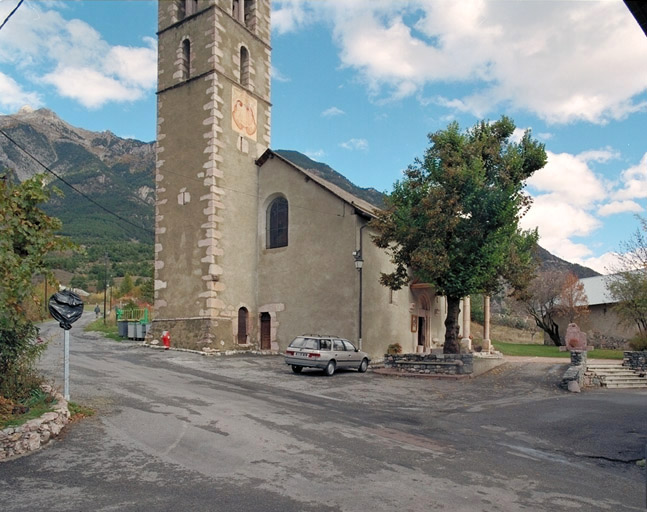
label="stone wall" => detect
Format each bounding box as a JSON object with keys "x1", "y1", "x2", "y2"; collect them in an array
[
  {"x1": 384, "y1": 353, "x2": 474, "y2": 375},
  {"x1": 623, "y1": 351, "x2": 647, "y2": 372},
  {"x1": 560, "y1": 350, "x2": 587, "y2": 391},
  {"x1": 0, "y1": 386, "x2": 70, "y2": 462}
]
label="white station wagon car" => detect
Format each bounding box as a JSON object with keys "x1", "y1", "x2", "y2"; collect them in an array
[{"x1": 284, "y1": 335, "x2": 370, "y2": 376}]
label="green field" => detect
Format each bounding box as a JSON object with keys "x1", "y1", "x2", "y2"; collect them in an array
[{"x1": 493, "y1": 341, "x2": 624, "y2": 360}]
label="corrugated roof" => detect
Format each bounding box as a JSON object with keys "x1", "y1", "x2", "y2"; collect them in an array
[
  {"x1": 579, "y1": 275, "x2": 614, "y2": 306},
  {"x1": 256, "y1": 149, "x2": 379, "y2": 218}
]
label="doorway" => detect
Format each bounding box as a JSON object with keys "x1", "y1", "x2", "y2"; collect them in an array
[
  {"x1": 237, "y1": 307, "x2": 248, "y2": 344},
  {"x1": 260, "y1": 312, "x2": 271, "y2": 350}
]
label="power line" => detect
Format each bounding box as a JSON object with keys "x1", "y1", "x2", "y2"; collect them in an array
[
  {"x1": 0, "y1": 128, "x2": 153, "y2": 237},
  {"x1": 0, "y1": 0, "x2": 24, "y2": 32}
]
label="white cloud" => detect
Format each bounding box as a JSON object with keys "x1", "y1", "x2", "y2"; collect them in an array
[
  {"x1": 0, "y1": 73, "x2": 42, "y2": 111},
  {"x1": 578, "y1": 252, "x2": 623, "y2": 275},
  {"x1": 322, "y1": 106, "x2": 345, "y2": 117},
  {"x1": 42, "y1": 66, "x2": 143, "y2": 109},
  {"x1": 272, "y1": 0, "x2": 310, "y2": 35},
  {"x1": 598, "y1": 200, "x2": 643, "y2": 216},
  {"x1": 305, "y1": 149, "x2": 325, "y2": 160},
  {"x1": 614, "y1": 153, "x2": 647, "y2": 200},
  {"x1": 103, "y1": 38, "x2": 157, "y2": 90},
  {"x1": 271, "y1": 65, "x2": 291, "y2": 82},
  {"x1": 0, "y1": 3, "x2": 156, "y2": 109},
  {"x1": 340, "y1": 138, "x2": 368, "y2": 151},
  {"x1": 277, "y1": 0, "x2": 647, "y2": 124},
  {"x1": 526, "y1": 151, "x2": 607, "y2": 207}
]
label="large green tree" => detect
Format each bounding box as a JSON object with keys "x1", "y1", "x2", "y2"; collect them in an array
[
  {"x1": 0, "y1": 174, "x2": 73, "y2": 399},
  {"x1": 372, "y1": 117, "x2": 547, "y2": 353}
]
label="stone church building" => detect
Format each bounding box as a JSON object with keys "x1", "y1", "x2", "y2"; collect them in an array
[{"x1": 149, "y1": 0, "x2": 468, "y2": 359}]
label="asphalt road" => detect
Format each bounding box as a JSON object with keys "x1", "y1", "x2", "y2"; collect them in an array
[{"x1": 1, "y1": 312, "x2": 645, "y2": 511}]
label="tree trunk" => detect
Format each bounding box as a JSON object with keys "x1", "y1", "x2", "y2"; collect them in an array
[
  {"x1": 533, "y1": 315, "x2": 562, "y2": 346},
  {"x1": 443, "y1": 296, "x2": 461, "y2": 354}
]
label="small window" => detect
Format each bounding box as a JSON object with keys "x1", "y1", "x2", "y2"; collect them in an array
[
  {"x1": 319, "y1": 339, "x2": 332, "y2": 351},
  {"x1": 182, "y1": 39, "x2": 191, "y2": 80},
  {"x1": 240, "y1": 46, "x2": 250, "y2": 87},
  {"x1": 333, "y1": 340, "x2": 345, "y2": 351},
  {"x1": 267, "y1": 197, "x2": 288, "y2": 249}
]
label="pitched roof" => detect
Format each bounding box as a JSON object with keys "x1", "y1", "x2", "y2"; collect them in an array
[
  {"x1": 256, "y1": 149, "x2": 379, "y2": 218},
  {"x1": 579, "y1": 275, "x2": 614, "y2": 306}
]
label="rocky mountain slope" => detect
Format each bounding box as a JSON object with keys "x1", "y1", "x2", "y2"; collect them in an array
[{"x1": 0, "y1": 107, "x2": 598, "y2": 279}]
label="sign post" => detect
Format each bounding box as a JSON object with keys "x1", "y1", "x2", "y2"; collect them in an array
[{"x1": 48, "y1": 290, "x2": 84, "y2": 400}]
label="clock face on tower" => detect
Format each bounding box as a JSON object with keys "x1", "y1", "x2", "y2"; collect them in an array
[{"x1": 232, "y1": 87, "x2": 258, "y2": 141}]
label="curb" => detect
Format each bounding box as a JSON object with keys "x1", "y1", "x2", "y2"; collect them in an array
[{"x1": 0, "y1": 385, "x2": 71, "y2": 462}]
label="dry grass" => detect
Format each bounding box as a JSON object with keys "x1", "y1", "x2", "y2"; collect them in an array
[{"x1": 470, "y1": 321, "x2": 541, "y2": 344}]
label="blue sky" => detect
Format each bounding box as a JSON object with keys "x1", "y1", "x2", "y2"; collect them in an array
[{"x1": 1, "y1": 0, "x2": 646, "y2": 275}]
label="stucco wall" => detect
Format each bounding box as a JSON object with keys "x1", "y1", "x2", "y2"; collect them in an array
[
  {"x1": 154, "y1": 0, "x2": 271, "y2": 349},
  {"x1": 257, "y1": 157, "x2": 448, "y2": 359}
]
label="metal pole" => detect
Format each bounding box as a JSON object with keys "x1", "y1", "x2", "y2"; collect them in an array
[
  {"x1": 358, "y1": 266, "x2": 363, "y2": 351},
  {"x1": 63, "y1": 329, "x2": 70, "y2": 400},
  {"x1": 103, "y1": 254, "x2": 108, "y2": 324}
]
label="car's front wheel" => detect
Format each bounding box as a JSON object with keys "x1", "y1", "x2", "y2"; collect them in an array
[
  {"x1": 358, "y1": 358, "x2": 369, "y2": 373},
  {"x1": 291, "y1": 365, "x2": 303, "y2": 374},
  {"x1": 323, "y1": 360, "x2": 336, "y2": 376}
]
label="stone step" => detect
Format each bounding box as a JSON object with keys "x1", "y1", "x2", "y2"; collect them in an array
[
  {"x1": 586, "y1": 364, "x2": 647, "y2": 389},
  {"x1": 604, "y1": 381, "x2": 647, "y2": 389}
]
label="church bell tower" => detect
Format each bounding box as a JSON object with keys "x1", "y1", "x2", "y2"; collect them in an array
[{"x1": 151, "y1": 0, "x2": 271, "y2": 351}]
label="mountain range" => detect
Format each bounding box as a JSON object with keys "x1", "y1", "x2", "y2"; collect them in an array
[{"x1": 0, "y1": 107, "x2": 598, "y2": 281}]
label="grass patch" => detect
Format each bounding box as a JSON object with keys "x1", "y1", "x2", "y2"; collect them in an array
[
  {"x1": 68, "y1": 401, "x2": 95, "y2": 421},
  {"x1": 0, "y1": 390, "x2": 56, "y2": 429},
  {"x1": 493, "y1": 341, "x2": 624, "y2": 360},
  {"x1": 84, "y1": 317, "x2": 121, "y2": 341}
]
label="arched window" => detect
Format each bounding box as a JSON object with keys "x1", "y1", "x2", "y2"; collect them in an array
[
  {"x1": 237, "y1": 307, "x2": 248, "y2": 344},
  {"x1": 240, "y1": 46, "x2": 249, "y2": 87},
  {"x1": 244, "y1": 0, "x2": 255, "y2": 30},
  {"x1": 186, "y1": 0, "x2": 198, "y2": 16},
  {"x1": 182, "y1": 39, "x2": 191, "y2": 80},
  {"x1": 267, "y1": 197, "x2": 288, "y2": 249}
]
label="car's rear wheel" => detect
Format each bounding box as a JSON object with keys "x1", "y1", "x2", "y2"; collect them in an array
[
  {"x1": 323, "y1": 360, "x2": 336, "y2": 376},
  {"x1": 291, "y1": 365, "x2": 303, "y2": 374},
  {"x1": 358, "y1": 358, "x2": 369, "y2": 373}
]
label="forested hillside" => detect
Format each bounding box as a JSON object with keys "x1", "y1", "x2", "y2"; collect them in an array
[{"x1": 0, "y1": 107, "x2": 598, "y2": 291}]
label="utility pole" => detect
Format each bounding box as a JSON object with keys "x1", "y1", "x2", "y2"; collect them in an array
[{"x1": 103, "y1": 253, "x2": 108, "y2": 324}]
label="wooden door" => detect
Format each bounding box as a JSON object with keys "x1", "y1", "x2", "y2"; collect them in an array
[{"x1": 260, "y1": 312, "x2": 271, "y2": 350}]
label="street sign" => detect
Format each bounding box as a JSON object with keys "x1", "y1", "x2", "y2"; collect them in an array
[{"x1": 48, "y1": 290, "x2": 84, "y2": 400}]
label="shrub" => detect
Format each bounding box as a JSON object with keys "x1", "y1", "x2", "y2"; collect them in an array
[
  {"x1": 0, "y1": 322, "x2": 47, "y2": 402},
  {"x1": 387, "y1": 343, "x2": 403, "y2": 355},
  {"x1": 628, "y1": 335, "x2": 647, "y2": 351}
]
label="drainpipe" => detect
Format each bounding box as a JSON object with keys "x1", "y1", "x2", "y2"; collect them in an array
[{"x1": 354, "y1": 224, "x2": 367, "y2": 351}]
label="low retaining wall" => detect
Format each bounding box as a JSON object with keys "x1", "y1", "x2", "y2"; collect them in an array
[
  {"x1": 623, "y1": 351, "x2": 647, "y2": 372},
  {"x1": 384, "y1": 353, "x2": 474, "y2": 375},
  {"x1": 0, "y1": 386, "x2": 70, "y2": 462},
  {"x1": 560, "y1": 350, "x2": 587, "y2": 391}
]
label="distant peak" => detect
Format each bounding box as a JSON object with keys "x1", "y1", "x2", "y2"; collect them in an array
[{"x1": 14, "y1": 106, "x2": 59, "y2": 120}]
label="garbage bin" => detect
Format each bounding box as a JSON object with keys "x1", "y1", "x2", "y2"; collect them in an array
[
  {"x1": 127, "y1": 322, "x2": 136, "y2": 340},
  {"x1": 118, "y1": 321, "x2": 128, "y2": 338},
  {"x1": 135, "y1": 323, "x2": 144, "y2": 340}
]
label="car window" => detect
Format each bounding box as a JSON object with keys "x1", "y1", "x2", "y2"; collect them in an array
[
  {"x1": 333, "y1": 339, "x2": 345, "y2": 351},
  {"x1": 342, "y1": 340, "x2": 356, "y2": 351},
  {"x1": 289, "y1": 337, "x2": 318, "y2": 350},
  {"x1": 319, "y1": 339, "x2": 332, "y2": 351}
]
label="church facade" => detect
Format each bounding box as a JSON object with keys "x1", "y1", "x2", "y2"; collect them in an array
[{"x1": 149, "y1": 0, "x2": 460, "y2": 359}]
